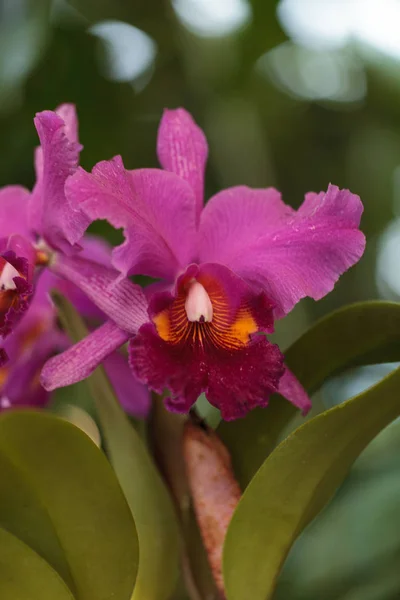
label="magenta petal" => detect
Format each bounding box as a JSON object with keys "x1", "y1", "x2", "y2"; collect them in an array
[
  {"x1": 54, "y1": 103, "x2": 80, "y2": 143},
  {"x1": 103, "y1": 351, "x2": 150, "y2": 418},
  {"x1": 278, "y1": 367, "x2": 312, "y2": 415},
  {"x1": 49, "y1": 235, "x2": 113, "y2": 320},
  {"x1": 130, "y1": 324, "x2": 284, "y2": 421},
  {"x1": 1, "y1": 332, "x2": 58, "y2": 410},
  {"x1": 157, "y1": 108, "x2": 208, "y2": 223},
  {"x1": 78, "y1": 234, "x2": 113, "y2": 266},
  {"x1": 51, "y1": 255, "x2": 148, "y2": 334},
  {"x1": 199, "y1": 184, "x2": 366, "y2": 317},
  {"x1": 30, "y1": 106, "x2": 90, "y2": 252},
  {"x1": 0, "y1": 186, "x2": 31, "y2": 238},
  {"x1": 41, "y1": 320, "x2": 129, "y2": 390},
  {"x1": 66, "y1": 156, "x2": 197, "y2": 280}
]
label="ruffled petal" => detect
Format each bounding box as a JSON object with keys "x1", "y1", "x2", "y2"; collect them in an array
[
  {"x1": 131, "y1": 324, "x2": 283, "y2": 421},
  {"x1": 130, "y1": 263, "x2": 284, "y2": 421},
  {"x1": 41, "y1": 320, "x2": 129, "y2": 390},
  {"x1": 0, "y1": 186, "x2": 31, "y2": 238},
  {"x1": 66, "y1": 157, "x2": 197, "y2": 280},
  {"x1": 199, "y1": 184, "x2": 366, "y2": 317},
  {"x1": 103, "y1": 351, "x2": 150, "y2": 418},
  {"x1": 278, "y1": 367, "x2": 312, "y2": 415},
  {"x1": 157, "y1": 108, "x2": 208, "y2": 223},
  {"x1": 0, "y1": 234, "x2": 35, "y2": 340},
  {"x1": 30, "y1": 105, "x2": 90, "y2": 252},
  {"x1": 51, "y1": 254, "x2": 148, "y2": 334}
]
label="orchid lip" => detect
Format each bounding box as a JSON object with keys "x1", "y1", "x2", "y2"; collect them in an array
[{"x1": 185, "y1": 280, "x2": 213, "y2": 323}]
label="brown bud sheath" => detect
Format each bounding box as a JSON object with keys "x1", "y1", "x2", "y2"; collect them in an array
[{"x1": 183, "y1": 418, "x2": 242, "y2": 599}]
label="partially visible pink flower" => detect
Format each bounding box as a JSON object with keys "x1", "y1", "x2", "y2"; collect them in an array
[
  {"x1": 0, "y1": 105, "x2": 85, "y2": 349},
  {"x1": 0, "y1": 186, "x2": 36, "y2": 348},
  {"x1": 41, "y1": 108, "x2": 366, "y2": 420},
  {"x1": 0, "y1": 104, "x2": 149, "y2": 416},
  {"x1": 0, "y1": 238, "x2": 150, "y2": 418},
  {"x1": 0, "y1": 270, "x2": 64, "y2": 409},
  {"x1": 0, "y1": 236, "x2": 34, "y2": 343}
]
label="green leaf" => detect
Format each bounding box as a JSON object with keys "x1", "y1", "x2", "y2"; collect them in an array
[
  {"x1": 223, "y1": 361, "x2": 400, "y2": 600},
  {"x1": 0, "y1": 526, "x2": 76, "y2": 600},
  {"x1": 53, "y1": 292, "x2": 180, "y2": 600},
  {"x1": 0, "y1": 410, "x2": 138, "y2": 600},
  {"x1": 218, "y1": 301, "x2": 400, "y2": 487}
]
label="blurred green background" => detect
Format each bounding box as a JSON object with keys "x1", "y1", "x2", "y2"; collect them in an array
[{"x1": 2, "y1": 0, "x2": 400, "y2": 598}]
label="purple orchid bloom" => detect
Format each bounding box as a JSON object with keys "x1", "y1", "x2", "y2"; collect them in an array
[
  {"x1": 41, "y1": 108, "x2": 366, "y2": 421},
  {"x1": 0, "y1": 104, "x2": 88, "y2": 346},
  {"x1": 0, "y1": 188, "x2": 36, "y2": 354},
  {"x1": 0, "y1": 103, "x2": 147, "y2": 345},
  {"x1": 0, "y1": 104, "x2": 149, "y2": 416}
]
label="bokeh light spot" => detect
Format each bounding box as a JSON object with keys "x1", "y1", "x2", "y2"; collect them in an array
[
  {"x1": 90, "y1": 20, "x2": 157, "y2": 83},
  {"x1": 277, "y1": 0, "x2": 400, "y2": 60},
  {"x1": 172, "y1": 0, "x2": 251, "y2": 37},
  {"x1": 257, "y1": 42, "x2": 366, "y2": 103}
]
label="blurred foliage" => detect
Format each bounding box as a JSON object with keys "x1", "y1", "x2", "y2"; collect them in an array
[{"x1": 2, "y1": 0, "x2": 400, "y2": 598}]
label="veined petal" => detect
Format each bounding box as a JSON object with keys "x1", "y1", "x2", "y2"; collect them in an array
[
  {"x1": 0, "y1": 186, "x2": 31, "y2": 238},
  {"x1": 46, "y1": 234, "x2": 114, "y2": 320},
  {"x1": 130, "y1": 263, "x2": 285, "y2": 421},
  {"x1": 50, "y1": 254, "x2": 148, "y2": 334},
  {"x1": 30, "y1": 105, "x2": 90, "y2": 252},
  {"x1": 103, "y1": 351, "x2": 150, "y2": 418},
  {"x1": 41, "y1": 320, "x2": 129, "y2": 390},
  {"x1": 199, "y1": 184, "x2": 365, "y2": 317},
  {"x1": 157, "y1": 108, "x2": 208, "y2": 223},
  {"x1": 65, "y1": 156, "x2": 197, "y2": 280}
]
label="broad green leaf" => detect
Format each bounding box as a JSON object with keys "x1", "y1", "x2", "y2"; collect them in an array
[
  {"x1": 53, "y1": 293, "x2": 180, "y2": 600},
  {"x1": 218, "y1": 301, "x2": 400, "y2": 487},
  {"x1": 223, "y1": 362, "x2": 400, "y2": 600},
  {"x1": 0, "y1": 526, "x2": 76, "y2": 600},
  {"x1": 0, "y1": 411, "x2": 138, "y2": 600}
]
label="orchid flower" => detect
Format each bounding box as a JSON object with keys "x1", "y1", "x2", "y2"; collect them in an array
[
  {"x1": 0, "y1": 105, "x2": 84, "y2": 347},
  {"x1": 0, "y1": 190, "x2": 35, "y2": 356},
  {"x1": 0, "y1": 104, "x2": 147, "y2": 355},
  {"x1": 41, "y1": 108, "x2": 365, "y2": 420},
  {"x1": 0, "y1": 105, "x2": 149, "y2": 416}
]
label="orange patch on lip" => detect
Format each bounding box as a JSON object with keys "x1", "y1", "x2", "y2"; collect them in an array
[
  {"x1": 153, "y1": 310, "x2": 171, "y2": 341},
  {"x1": 227, "y1": 307, "x2": 257, "y2": 345},
  {"x1": 152, "y1": 276, "x2": 258, "y2": 351},
  {"x1": 0, "y1": 290, "x2": 18, "y2": 326},
  {"x1": 0, "y1": 367, "x2": 8, "y2": 388}
]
